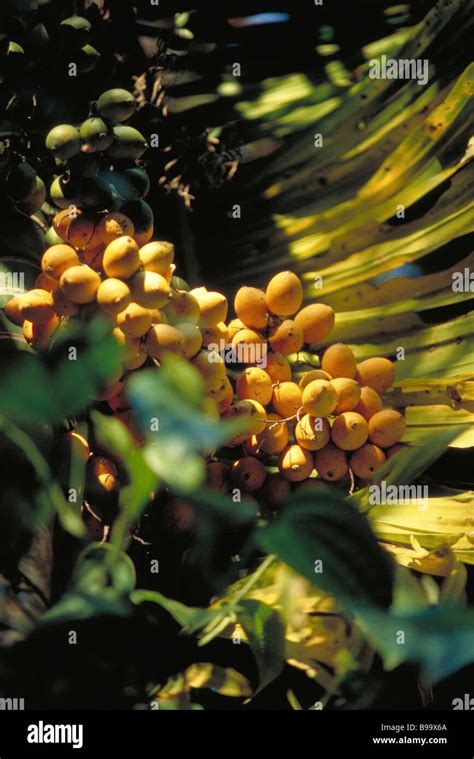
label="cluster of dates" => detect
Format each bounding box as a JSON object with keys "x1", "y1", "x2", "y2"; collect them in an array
[
  {"x1": 3, "y1": 241, "x2": 406, "y2": 518},
  {"x1": 203, "y1": 274, "x2": 406, "y2": 508}
]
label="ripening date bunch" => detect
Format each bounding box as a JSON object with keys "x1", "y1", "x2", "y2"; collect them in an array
[
  {"x1": 44, "y1": 88, "x2": 150, "y2": 216},
  {"x1": 0, "y1": 87, "x2": 150, "y2": 225},
  {"x1": 4, "y1": 235, "x2": 406, "y2": 511},
  {"x1": 198, "y1": 272, "x2": 406, "y2": 509}
]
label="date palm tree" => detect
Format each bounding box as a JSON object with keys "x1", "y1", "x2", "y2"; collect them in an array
[{"x1": 0, "y1": 0, "x2": 472, "y2": 709}]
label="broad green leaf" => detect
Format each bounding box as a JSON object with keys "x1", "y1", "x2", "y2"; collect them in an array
[
  {"x1": 183, "y1": 488, "x2": 259, "y2": 594},
  {"x1": 0, "y1": 416, "x2": 84, "y2": 541},
  {"x1": 52, "y1": 319, "x2": 123, "y2": 417},
  {"x1": 238, "y1": 599, "x2": 285, "y2": 694},
  {"x1": 189, "y1": 488, "x2": 258, "y2": 526},
  {"x1": 40, "y1": 590, "x2": 131, "y2": 625},
  {"x1": 127, "y1": 357, "x2": 243, "y2": 492},
  {"x1": 391, "y1": 566, "x2": 432, "y2": 613},
  {"x1": 144, "y1": 443, "x2": 203, "y2": 493},
  {"x1": 90, "y1": 410, "x2": 135, "y2": 462},
  {"x1": 118, "y1": 448, "x2": 159, "y2": 522},
  {"x1": 131, "y1": 589, "x2": 225, "y2": 634},
  {"x1": 259, "y1": 488, "x2": 394, "y2": 609},
  {"x1": 41, "y1": 544, "x2": 136, "y2": 625},
  {"x1": 386, "y1": 377, "x2": 474, "y2": 410},
  {"x1": 368, "y1": 492, "x2": 474, "y2": 564},
  {"x1": 73, "y1": 544, "x2": 137, "y2": 595},
  {"x1": 0, "y1": 357, "x2": 56, "y2": 423},
  {"x1": 375, "y1": 426, "x2": 466, "y2": 480},
  {"x1": 91, "y1": 412, "x2": 159, "y2": 548},
  {"x1": 0, "y1": 319, "x2": 122, "y2": 425},
  {"x1": 226, "y1": 68, "x2": 474, "y2": 283},
  {"x1": 402, "y1": 407, "x2": 474, "y2": 448},
  {"x1": 356, "y1": 604, "x2": 474, "y2": 683},
  {"x1": 325, "y1": 285, "x2": 473, "y2": 341},
  {"x1": 347, "y1": 312, "x2": 474, "y2": 380}
]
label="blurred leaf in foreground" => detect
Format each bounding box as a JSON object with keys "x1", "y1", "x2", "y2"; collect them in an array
[
  {"x1": 185, "y1": 663, "x2": 252, "y2": 698},
  {"x1": 237, "y1": 599, "x2": 285, "y2": 694},
  {"x1": 127, "y1": 356, "x2": 243, "y2": 492},
  {"x1": 259, "y1": 487, "x2": 394, "y2": 609},
  {"x1": 356, "y1": 604, "x2": 474, "y2": 684},
  {"x1": 91, "y1": 412, "x2": 159, "y2": 550},
  {"x1": 40, "y1": 544, "x2": 135, "y2": 626},
  {"x1": 0, "y1": 318, "x2": 122, "y2": 425}
]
